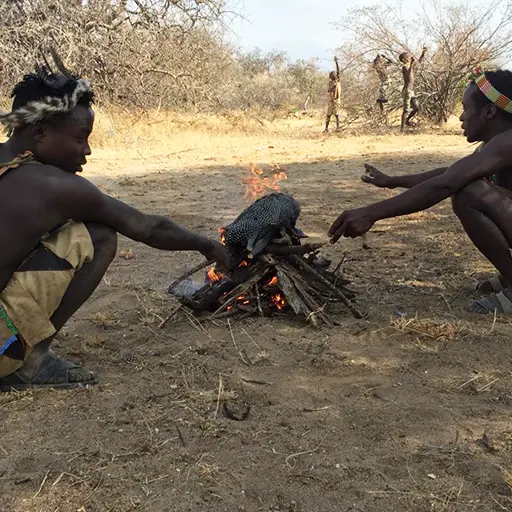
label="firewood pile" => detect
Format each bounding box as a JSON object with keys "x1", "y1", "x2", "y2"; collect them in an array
[{"x1": 168, "y1": 192, "x2": 363, "y2": 327}]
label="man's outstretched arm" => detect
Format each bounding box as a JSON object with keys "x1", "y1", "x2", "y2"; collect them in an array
[
  {"x1": 329, "y1": 131, "x2": 512, "y2": 241},
  {"x1": 49, "y1": 176, "x2": 229, "y2": 268},
  {"x1": 362, "y1": 164, "x2": 448, "y2": 189}
]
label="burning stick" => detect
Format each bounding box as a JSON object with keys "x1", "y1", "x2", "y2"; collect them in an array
[
  {"x1": 255, "y1": 283, "x2": 264, "y2": 317},
  {"x1": 265, "y1": 243, "x2": 324, "y2": 256},
  {"x1": 280, "y1": 263, "x2": 334, "y2": 326},
  {"x1": 275, "y1": 267, "x2": 320, "y2": 327},
  {"x1": 211, "y1": 268, "x2": 270, "y2": 318}
]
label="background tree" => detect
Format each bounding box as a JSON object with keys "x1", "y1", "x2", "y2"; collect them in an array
[{"x1": 335, "y1": 0, "x2": 512, "y2": 124}]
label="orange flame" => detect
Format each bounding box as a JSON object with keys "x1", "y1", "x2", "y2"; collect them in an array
[
  {"x1": 268, "y1": 276, "x2": 278, "y2": 286},
  {"x1": 271, "y1": 293, "x2": 286, "y2": 311},
  {"x1": 243, "y1": 164, "x2": 288, "y2": 201},
  {"x1": 219, "y1": 227, "x2": 226, "y2": 245},
  {"x1": 239, "y1": 260, "x2": 249, "y2": 267},
  {"x1": 207, "y1": 266, "x2": 223, "y2": 282}
]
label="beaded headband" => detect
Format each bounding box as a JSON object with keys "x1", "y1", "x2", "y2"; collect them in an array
[{"x1": 469, "y1": 67, "x2": 512, "y2": 114}]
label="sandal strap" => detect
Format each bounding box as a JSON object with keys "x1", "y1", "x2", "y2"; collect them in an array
[
  {"x1": 489, "y1": 274, "x2": 506, "y2": 293},
  {"x1": 31, "y1": 353, "x2": 81, "y2": 385},
  {"x1": 495, "y1": 290, "x2": 512, "y2": 314},
  {"x1": 473, "y1": 289, "x2": 512, "y2": 314},
  {"x1": 474, "y1": 297, "x2": 497, "y2": 313}
]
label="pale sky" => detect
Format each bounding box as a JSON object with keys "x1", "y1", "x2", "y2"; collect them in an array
[
  {"x1": 230, "y1": 0, "x2": 511, "y2": 70},
  {"x1": 231, "y1": 0, "x2": 367, "y2": 69}
]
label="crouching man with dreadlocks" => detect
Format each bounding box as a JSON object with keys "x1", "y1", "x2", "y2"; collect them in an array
[
  {"x1": 0, "y1": 60, "x2": 228, "y2": 391},
  {"x1": 328, "y1": 69, "x2": 512, "y2": 315}
]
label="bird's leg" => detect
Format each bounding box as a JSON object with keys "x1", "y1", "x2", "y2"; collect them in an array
[{"x1": 271, "y1": 227, "x2": 293, "y2": 245}]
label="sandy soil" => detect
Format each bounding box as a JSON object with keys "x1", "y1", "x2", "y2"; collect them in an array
[{"x1": 2, "y1": 118, "x2": 512, "y2": 512}]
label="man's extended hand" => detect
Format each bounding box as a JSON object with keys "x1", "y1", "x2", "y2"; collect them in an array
[
  {"x1": 328, "y1": 207, "x2": 376, "y2": 242},
  {"x1": 361, "y1": 164, "x2": 393, "y2": 188},
  {"x1": 201, "y1": 239, "x2": 230, "y2": 271}
]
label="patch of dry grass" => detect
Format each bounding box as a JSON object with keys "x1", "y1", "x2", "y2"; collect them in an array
[
  {"x1": 499, "y1": 466, "x2": 512, "y2": 491},
  {"x1": 89, "y1": 106, "x2": 310, "y2": 150},
  {"x1": 133, "y1": 287, "x2": 175, "y2": 328},
  {"x1": 390, "y1": 315, "x2": 470, "y2": 342},
  {"x1": 89, "y1": 310, "x2": 121, "y2": 330}
]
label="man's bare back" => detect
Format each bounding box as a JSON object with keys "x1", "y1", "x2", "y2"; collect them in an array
[{"x1": 0, "y1": 159, "x2": 82, "y2": 290}]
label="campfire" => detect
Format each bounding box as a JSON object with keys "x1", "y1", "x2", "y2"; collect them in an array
[{"x1": 169, "y1": 166, "x2": 362, "y2": 327}]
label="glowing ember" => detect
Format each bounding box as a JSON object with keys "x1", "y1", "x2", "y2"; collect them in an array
[
  {"x1": 237, "y1": 295, "x2": 251, "y2": 305},
  {"x1": 239, "y1": 260, "x2": 249, "y2": 267},
  {"x1": 207, "y1": 266, "x2": 223, "y2": 282},
  {"x1": 243, "y1": 164, "x2": 288, "y2": 201},
  {"x1": 271, "y1": 293, "x2": 286, "y2": 311},
  {"x1": 268, "y1": 276, "x2": 278, "y2": 286}
]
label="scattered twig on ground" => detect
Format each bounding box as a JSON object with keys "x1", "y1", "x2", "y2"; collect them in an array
[
  {"x1": 284, "y1": 433, "x2": 329, "y2": 467},
  {"x1": 212, "y1": 373, "x2": 223, "y2": 420},
  {"x1": 477, "y1": 378, "x2": 499, "y2": 392},
  {"x1": 173, "y1": 421, "x2": 187, "y2": 447},
  {"x1": 228, "y1": 319, "x2": 251, "y2": 365},
  {"x1": 458, "y1": 373, "x2": 481, "y2": 389},
  {"x1": 32, "y1": 470, "x2": 50, "y2": 499},
  {"x1": 488, "y1": 308, "x2": 498, "y2": 334},
  {"x1": 159, "y1": 305, "x2": 183, "y2": 328}
]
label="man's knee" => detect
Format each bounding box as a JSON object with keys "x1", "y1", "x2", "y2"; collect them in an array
[
  {"x1": 451, "y1": 179, "x2": 492, "y2": 214},
  {"x1": 85, "y1": 223, "x2": 117, "y2": 262}
]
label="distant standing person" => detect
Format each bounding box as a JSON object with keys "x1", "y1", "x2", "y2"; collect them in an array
[
  {"x1": 399, "y1": 47, "x2": 427, "y2": 131},
  {"x1": 373, "y1": 53, "x2": 393, "y2": 112},
  {"x1": 324, "y1": 56, "x2": 341, "y2": 133}
]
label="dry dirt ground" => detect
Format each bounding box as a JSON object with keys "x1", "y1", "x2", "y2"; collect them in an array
[{"x1": 2, "y1": 117, "x2": 512, "y2": 511}]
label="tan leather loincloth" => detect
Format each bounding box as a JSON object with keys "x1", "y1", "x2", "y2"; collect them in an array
[{"x1": 0, "y1": 221, "x2": 94, "y2": 377}]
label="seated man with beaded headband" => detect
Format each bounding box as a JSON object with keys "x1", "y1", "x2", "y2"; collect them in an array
[
  {"x1": 328, "y1": 68, "x2": 512, "y2": 314},
  {"x1": 0, "y1": 52, "x2": 228, "y2": 391}
]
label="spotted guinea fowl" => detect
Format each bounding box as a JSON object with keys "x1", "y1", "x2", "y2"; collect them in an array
[{"x1": 222, "y1": 193, "x2": 305, "y2": 265}]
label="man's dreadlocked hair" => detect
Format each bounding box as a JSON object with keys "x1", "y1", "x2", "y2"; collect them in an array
[
  {"x1": 473, "y1": 69, "x2": 512, "y2": 122},
  {"x1": 0, "y1": 48, "x2": 94, "y2": 131}
]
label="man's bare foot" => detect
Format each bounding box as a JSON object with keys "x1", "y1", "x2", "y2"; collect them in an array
[{"x1": 0, "y1": 349, "x2": 96, "y2": 391}]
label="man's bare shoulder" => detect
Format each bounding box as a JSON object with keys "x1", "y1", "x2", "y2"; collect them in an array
[
  {"x1": 4, "y1": 163, "x2": 102, "y2": 218},
  {"x1": 480, "y1": 128, "x2": 512, "y2": 154},
  {"x1": 12, "y1": 162, "x2": 96, "y2": 190}
]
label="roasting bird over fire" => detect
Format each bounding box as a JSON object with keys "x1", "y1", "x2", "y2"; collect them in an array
[{"x1": 169, "y1": 165, "x2": 362, "y2": 326}]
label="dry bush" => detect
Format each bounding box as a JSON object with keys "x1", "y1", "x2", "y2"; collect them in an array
[
  {"x1": 0, "y1": 1, "x2": 328, "y2": 115},
  {"x1": 335, "y1": 0, "x2": 512, "y2": 125},
  {"x1": 4, "y1": 0, "x2": 507, "y2": 127},
  {"x1": 0, "y1": 0, "x2": 235, "y2": 109}
]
